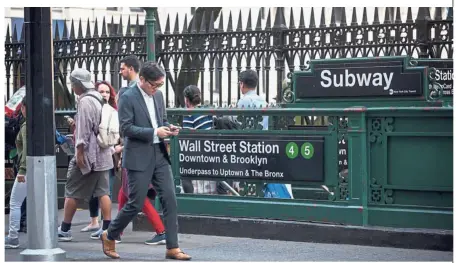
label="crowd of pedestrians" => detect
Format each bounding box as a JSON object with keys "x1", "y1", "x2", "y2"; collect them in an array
[{"x1": 5, "y1": 54, "x2": 292, "y2": 260}]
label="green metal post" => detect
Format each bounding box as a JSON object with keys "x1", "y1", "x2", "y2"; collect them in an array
[
  {"x1": 347, "y1": 112, "x2": 369, "y2": 226},
  {"x1": 144, "y1": 7, "x2": 161, "y2": 211},
  {"x1": 144, "y1": 7, "x2": 157, "y2": 62}
]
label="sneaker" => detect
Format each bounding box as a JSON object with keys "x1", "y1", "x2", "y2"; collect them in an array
[
  {"x1": 81, "y1": 224, "x2": 100, "y2": 232},
  {"x1": 58, "y1": 226, "x2": 73, "y2": 242},
  {"x1": 90, "y1": 228, "x2": 103, "y2": 240},
  {"x1": 5, "y1": 236, "x2": 20, "y2": 249},
  {"x1": 144, "y1": 233, "x2": 166, "y2": 245},
  {"x1": 91, "y1": 228, "x2": 121, "y2": 244}
]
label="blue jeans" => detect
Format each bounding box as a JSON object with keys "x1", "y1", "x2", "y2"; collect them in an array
[{"x1": 89, "y1": 168, "x2": 115, "y2": 218}]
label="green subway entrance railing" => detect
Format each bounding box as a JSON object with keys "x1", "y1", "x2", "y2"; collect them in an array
[
  {"x1": 166, "y1": 56, "x2": 453, "y2": 230},
  {"x1": 167, "y1": 106, "x2": 452, "y2": 230}
]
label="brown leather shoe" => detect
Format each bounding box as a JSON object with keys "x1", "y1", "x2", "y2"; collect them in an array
[
  {"x1": 101, "y1": 230, "x2": 120, "y2": 259},
  {"x1": 166, "y1": 248, "x2": 192, "y2": 260}
]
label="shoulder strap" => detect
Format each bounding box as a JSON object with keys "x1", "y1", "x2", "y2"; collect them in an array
[
  {"x1": 79, "y1": 93, "x2": 104, "y2": 135},
  {"x1": 83, "y1": 93, "x2": 104, "y2": 106}
]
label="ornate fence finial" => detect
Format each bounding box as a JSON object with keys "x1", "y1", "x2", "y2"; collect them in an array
[
  {"x1": 362, "y1": 7, "x2": 368, "y2": 25},
  {"x1": 227, "y1": 11, "x2": 233, "y2": 32},
  {"x1": 246, "y1": 9, "x2": 252, "y2": 31},
  {"x1": 125, "y1": 16, "x2": 132, "y2": 37},
  {"x1": 85, "y1": 18, "x2": 91, "y2": 39},
  {"x1": 173, "y1": 13, "x2": 180, "y2": 34},
  {"x1": 100, "y1": 17, "x2": 107, "y2": 37},
  {"x1": 69, "y1": 19, "x2": 76, "y2": 39},
  {"x1": 5, "y1": 25, "x2": 11, "y2": 44},
  {"x1": 93, "y1": 18, "x2": 99, "y2": 38},
  {"x1": 255, "y1": 9, "x2": 262, "y2": 30},
  {"x1": 54, "y1": 21, "x2": 61, "y2": 40},
  {"x1": 209, "y1": 11, "x2": 216, "y2": 33},
  {"x1": 395, "y1": 7, "x2": 402, "y2": 23},
  {"x1": 265, "y1": 8, "x2": 271, "y2": 30},
  {"x1": 20, "y1": 23, "x2": 25, "y2": 42},
  {"x1": 309, "y1": 7, "x2": 316, "y2": 28},
  {"x1": 164, "y1": 14, "x2": 171, "y2": 34},
  {"x1": 273, "y1": 7, "x2": 287, "y2": 30},
  {"x1": 351, "y1": 7, "x2": 358, "y2": 26},
  {"x1": 340, "y1": 7, "x2": 347, "y2": 26},
  {"x1": 320, "y1": 7, "x2": 326, "y2": 28},
  {"x1": 182, "y1": 14, "x2": 189, "y2": 33},
  {"x1": 236, "y1": 10, "x2": 243, "y2": 31},
  {"x1": 77, "y1": 19, "x2": 83, "y2": 39},
  {"x1": 330, "y1": 7, "x2": 337, "y2": 27},
  {"x1": 299, "y1": 7, "x2": 305, "y2": 28}
]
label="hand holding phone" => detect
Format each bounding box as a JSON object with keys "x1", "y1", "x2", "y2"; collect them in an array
[{"x1": 169, "y1": 124, "x2": 181, "y2": 136}]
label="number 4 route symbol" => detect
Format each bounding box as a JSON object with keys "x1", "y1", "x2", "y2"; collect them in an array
[{"x1": 285, "y1": 142, "x2": 299, "y2": 159}]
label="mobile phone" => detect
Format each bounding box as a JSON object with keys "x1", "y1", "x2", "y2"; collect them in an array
[{"x1": 171, "y1": 126, "x2": 182, "y2": 131}]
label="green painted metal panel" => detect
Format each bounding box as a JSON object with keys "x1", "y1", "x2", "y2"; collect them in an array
[
  {"x1": 168, "y1": 106, "x2": 452, "y2": 230},
  {"x1": 176, "y1": 196, "x2": 363, "y2": 226},
  {"x1": 368, "y1": 207, "x2": 453, "y2": 230},
  {"x1": 387, "y1": 136, "x2": 452, "y2": 188}
]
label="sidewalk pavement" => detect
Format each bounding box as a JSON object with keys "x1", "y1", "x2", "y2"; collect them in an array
[{"x1": 4, "y1": 207, "x2": 453, "y2": 261}]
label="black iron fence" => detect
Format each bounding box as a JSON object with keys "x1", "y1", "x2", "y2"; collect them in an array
[{"x1": 4, "y1": 7, "x2": 453, "y2": 108}]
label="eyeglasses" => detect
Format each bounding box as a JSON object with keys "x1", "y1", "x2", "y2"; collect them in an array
[{"x1": 147, "y1": 80, "x2": 164, "y2": 88}]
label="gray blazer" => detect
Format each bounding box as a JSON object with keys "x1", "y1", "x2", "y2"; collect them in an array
[{"x1": 118, "y1": 84, "x2": 171, "y2": 171}]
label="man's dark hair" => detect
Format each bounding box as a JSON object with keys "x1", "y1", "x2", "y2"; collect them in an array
[
  {"x1": 239, "y1": 70, "x2": 258, "y2": 89},
  {"x1": 140, "y1": 62, "x2": 166, "y2": 82},
  {"x1": 120, "y1": 55, "x2": 141, "y2": 73}
]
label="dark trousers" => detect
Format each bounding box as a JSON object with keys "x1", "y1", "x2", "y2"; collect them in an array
[
  {"x1": 108, "y1": 145, "x2": 178, "y2": 249},
  {"x1": 20, "y1": 198, "x2": 26, "y2": 227}
]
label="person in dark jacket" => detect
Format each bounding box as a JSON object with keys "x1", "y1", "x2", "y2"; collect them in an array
[{"x1": 5, "y1": 96, "x2": 28, "y2": 249}]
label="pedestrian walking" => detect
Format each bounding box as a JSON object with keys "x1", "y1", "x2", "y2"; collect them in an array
[
  {"x1": 100, "y1": 62, "x2": 191, "y2": 260},
  {"x1": 81, "y1": 80, "x2": 119, "y2": 234},
  {"x1": 90, "y1": 80, "x2": 167, "y2": 245},
  {"x1": 58, "y1": 68, "x2": 114, "y2": 242},
  {"x1": 117, "y1": 55, "x2": 141, "y2": 99},
  {"x1": 5, "y1": 96, "x2": 27, "y2": 249}
]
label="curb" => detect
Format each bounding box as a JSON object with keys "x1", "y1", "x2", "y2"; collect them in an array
[{"x1": 132, "y1": 214, "x2": 453, "y2": 251}]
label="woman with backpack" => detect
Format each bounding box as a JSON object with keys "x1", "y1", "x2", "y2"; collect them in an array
[{"x1": 5, "y1": 96, "x2": 28, "y2": 249}]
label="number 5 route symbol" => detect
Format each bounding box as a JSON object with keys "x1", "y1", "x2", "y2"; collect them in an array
[
  {"x1": 285, "y1": 142, "x2": 299, "y2": 159},
  {"x1": 301, "y1": 142, "x2": 314, "y2": 159}
]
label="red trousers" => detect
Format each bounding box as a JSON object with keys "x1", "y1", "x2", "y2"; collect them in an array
[{"x1": 117, "y1": 187, "x2": 165, "y2": 235}]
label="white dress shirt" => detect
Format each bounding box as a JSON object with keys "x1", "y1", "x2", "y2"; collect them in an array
[{"x1": 138, "y1": 86, "x2": 160, "y2": 144}]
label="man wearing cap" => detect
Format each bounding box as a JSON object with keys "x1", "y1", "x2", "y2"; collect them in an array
[{"x1": 58, "y1": 68, "x2": 114, "y2": 242}]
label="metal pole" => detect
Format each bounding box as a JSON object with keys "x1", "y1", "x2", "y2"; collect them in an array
[
  {"x1": 145, "y1": 7, "x2": 157, "y2": 62},
  {"x1": 20, "y1": 7, "x2": 66, "y2": 261},
  {"x1": 145, "y1": 7, "x2": 162, "y2": 210},
  {"x1": 220, "y1": 181, "x2": 240, "y2": 196}
]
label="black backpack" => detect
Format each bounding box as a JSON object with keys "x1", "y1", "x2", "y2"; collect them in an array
[{"x1": 5, "y1": 111, "x2": 24, "y2": 153}]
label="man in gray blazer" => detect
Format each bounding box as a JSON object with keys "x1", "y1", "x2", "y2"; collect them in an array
[{"x1": 101, "y1": 62, "x2": 191, "y2": 261}]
